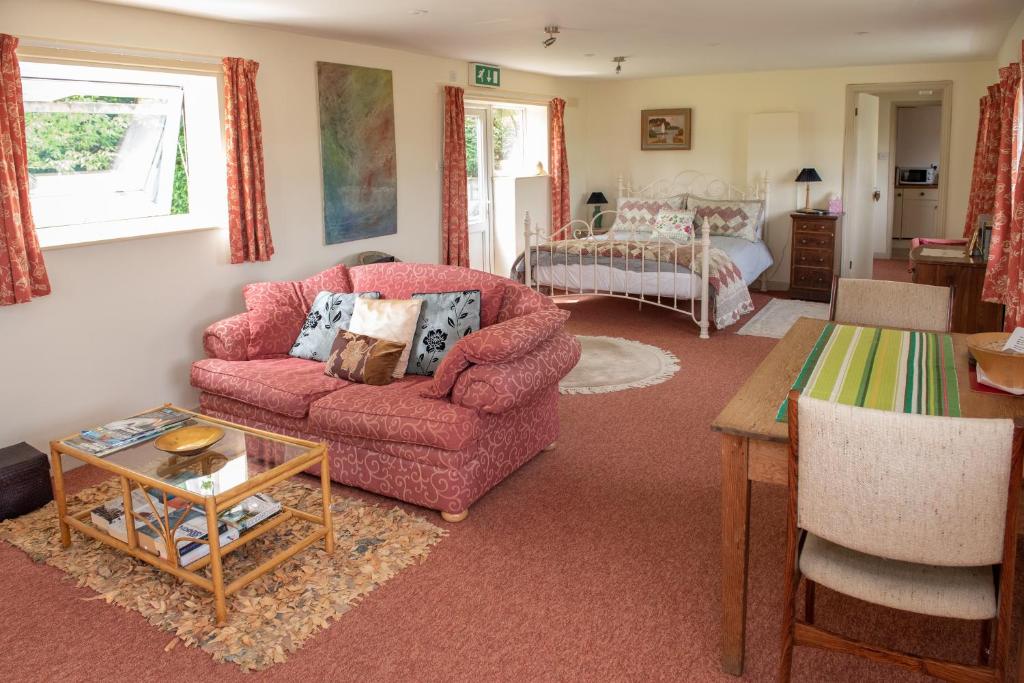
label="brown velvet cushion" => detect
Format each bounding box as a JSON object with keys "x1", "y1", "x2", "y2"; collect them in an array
[{"x1": 324, "y1": 331, "x2": 406, "y2": 386}]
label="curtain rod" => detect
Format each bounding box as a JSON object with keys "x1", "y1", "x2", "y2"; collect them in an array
[
  {"x1": 17, "y1": 36, "x2": 223, "y2": 70},
  {"x1": 444, "y1": 83, "x2": 578, "y2": 108}
]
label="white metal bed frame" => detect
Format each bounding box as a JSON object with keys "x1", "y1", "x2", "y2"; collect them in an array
[{"x1": 523, "y1": 171, "x2": 771, "y2": 340}]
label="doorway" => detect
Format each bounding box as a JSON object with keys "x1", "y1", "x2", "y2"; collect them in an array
[
  {"x1": 841, "y1": 81, "x2": 952, "y2": 279},
  {"x1": 464, "y1": 101, "x2": 548, "y2": 274}
]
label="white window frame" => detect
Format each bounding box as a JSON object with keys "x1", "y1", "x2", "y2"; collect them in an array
[{"x1": 19, "y1": 54, "x2": 227, "y2": 250}]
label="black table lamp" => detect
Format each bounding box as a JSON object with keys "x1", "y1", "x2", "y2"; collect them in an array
[
  {"x1": 586, "y1": 191, "x2": 609, "y2": 228},
  {"x1": 795, "y1": 168, "x2": 822, "y2": 211}
]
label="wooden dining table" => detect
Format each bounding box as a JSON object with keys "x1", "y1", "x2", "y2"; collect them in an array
[{"x1": 711, "y1": 316, "x2": 1024, "y2": 676}]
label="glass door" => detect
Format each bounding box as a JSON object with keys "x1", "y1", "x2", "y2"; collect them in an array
[{"x1": 464, "y1": 107, "x2": 491, "y2": 272}]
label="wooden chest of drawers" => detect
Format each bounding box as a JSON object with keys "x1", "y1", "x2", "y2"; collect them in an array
[{"x1": 789, "y1": 213, "x2": 842, "y2": 302}]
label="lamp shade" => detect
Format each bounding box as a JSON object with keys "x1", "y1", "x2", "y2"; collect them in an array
[
  {"x1": 586, "y1": 191, "x2": 609, "y2": 205},
  {"x1": 795, "y1": 168, "x2": 822, "y2": 183}
]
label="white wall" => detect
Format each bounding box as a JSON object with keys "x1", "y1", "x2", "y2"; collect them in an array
[
  {"x1": 580, "y1": 61, "x2": 991, "y2": 286},
  {"x1": 996, "y1": 7, "x2": 1024, "y2": 69},
  {"x1": 0, "y1": 0, "x2": 587, "y2": 453}
]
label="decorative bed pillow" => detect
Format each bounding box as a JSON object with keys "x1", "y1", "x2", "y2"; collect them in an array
[
  {"x1": 323, "y1": 331, "x2": 405, "y2": 386},
  {"x1": 243, "y1": 264, "x2": 352, "y2": 359},
  {"x1": 407, "y1": 290, "x2": 482, "y2": 376},
  {"x1": 347, "y1": 298, "x2": 423, "y2": 378},
  {"x1": 654, "y1": 209, "x2": 696, "y2": 243},
  {"x1": 686, "y1": 196, "x2": 765, "y2": 242},
  {"x1": 610, "y1": 197, "x2": 681, "y2": 234},
  {"x1": 289, "y1": 291, "x2": 380, "y2": 361}
]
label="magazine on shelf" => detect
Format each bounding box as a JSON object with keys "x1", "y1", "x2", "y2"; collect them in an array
[
  {"x1": 107, "y1": 496, "x2": 238, "y2": 565},
  {"x1": 222, "y1": 493, "x2": 282, "y2": 533}
]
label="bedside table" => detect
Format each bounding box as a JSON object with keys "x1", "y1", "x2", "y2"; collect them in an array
[{"x1": 789, "y1": 213, "x2": 842, "y2": 302}]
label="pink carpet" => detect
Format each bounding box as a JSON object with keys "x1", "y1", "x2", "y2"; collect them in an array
[{"x1": 1, "y1": 293, "x2": 1018, "y2": 681}]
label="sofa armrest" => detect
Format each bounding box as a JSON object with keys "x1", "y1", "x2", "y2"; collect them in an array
[
  {"x1": 203, "y1": 312, "x2": 252, "y2": 361},
  {"x1": 450, "y1": 330, "x2": 581, "y2": 414},
  {"x1": 421, "y1": 307, "x2": 570, "y2": 399}
]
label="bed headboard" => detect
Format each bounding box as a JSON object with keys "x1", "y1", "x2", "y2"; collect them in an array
[{"x1": 618, "y1": 170, "x2": 770, "y2": 204}]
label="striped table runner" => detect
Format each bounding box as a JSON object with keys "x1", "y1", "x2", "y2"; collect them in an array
[{"x1": 775, "y1": 323, "x2": 961, "y2": 422}]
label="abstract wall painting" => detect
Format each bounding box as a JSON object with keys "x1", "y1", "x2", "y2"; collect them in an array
[{"x1": 316, "y1": 62, "x2": 397, "y2": 244}]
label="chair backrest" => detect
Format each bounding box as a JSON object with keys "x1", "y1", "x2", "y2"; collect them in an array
[
  {"x1": 794, "y1": 394, "x2": 1015, "y2": 566},
  {"x1": 830, "y1": 277, "x2": 951, "y2": 332}
]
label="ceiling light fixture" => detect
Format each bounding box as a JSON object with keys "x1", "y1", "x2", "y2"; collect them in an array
[
  {"x1": 612, "y1": 56, "x2": 626, "y2": 75},
  {"x1": 409, "y1": 8, "x2": 428, "y2": 15},
  {"x1": 543, "y1": 25, "x2": 560, "y2": 48}
]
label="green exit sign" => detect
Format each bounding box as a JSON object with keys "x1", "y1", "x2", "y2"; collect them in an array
[{"x1": 472, "y1": 63, "x2": 501, "y2": 88}]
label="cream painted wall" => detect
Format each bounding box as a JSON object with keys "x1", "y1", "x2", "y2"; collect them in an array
[
  {"x1": 0, "y1": 0, "x2": 587, "y2": 453},
  {"x1": 996, "y1": 7, "x2": 1024, "y2": 68},
  {"x1": 580, "y1": 61, "x2": 991, "y2": 286}
]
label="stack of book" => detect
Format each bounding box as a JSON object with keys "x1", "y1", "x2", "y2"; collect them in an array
[
  {"x1": 63, "y1": 407, "x2": 192, "y2": 457},
  {"x1": 89, "y1": 489, "x2": 282, "y2": 567}
]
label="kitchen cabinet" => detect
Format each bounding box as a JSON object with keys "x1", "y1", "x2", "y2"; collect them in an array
[{"x1": 893, "y1": 187, "x2": 939, "y2": 240}]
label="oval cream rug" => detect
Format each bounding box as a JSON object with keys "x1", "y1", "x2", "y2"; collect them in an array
[{"x1": 560, "y1": 335, "x2": 680, "y2": 395}]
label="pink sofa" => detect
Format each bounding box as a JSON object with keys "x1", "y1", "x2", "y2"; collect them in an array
[{"x1": 190, "y1": 263, "x2": 580, "y2": 521}]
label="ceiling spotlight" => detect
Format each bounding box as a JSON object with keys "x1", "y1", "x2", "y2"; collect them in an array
[
  {"x1": 612, "y1": 56, "x2": 626, "y2": 75},
  {"x1": 543, "y1": 25, "x2": 560, "y2": 48}
]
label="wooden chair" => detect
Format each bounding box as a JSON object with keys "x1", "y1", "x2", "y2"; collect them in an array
[
  {"x1": 780, "y1": 390, "x2": 1023, "y2": 682},
  {"x1": 828, "y1": 276, "x2": 954, "y2": 332}
]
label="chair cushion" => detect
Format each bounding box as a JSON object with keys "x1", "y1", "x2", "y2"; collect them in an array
[
  {"x1": 191, "y1": 358, "x2": 350, "y2": 418},
  {"x1": 799, "y1": 533, "x2": 997, "y2": 620},
  {"x1": 243, "y1": 264, "x2": 353, "y2": 359},
  {"x1": 309, "y1": 376, "x2": 482, "y2": 451}
]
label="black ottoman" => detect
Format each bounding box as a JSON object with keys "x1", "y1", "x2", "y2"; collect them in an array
[{"x1": 0, "y1": 443, "x2": 53, "y2": 520}]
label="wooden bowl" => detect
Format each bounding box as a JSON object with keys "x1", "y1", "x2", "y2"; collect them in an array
[
  {"x1": 154, "y1": 425, "x2": 224, "y2": 456},
  {"x1": 967, "y1": 332, "x2": 1024, "y2": 390}
]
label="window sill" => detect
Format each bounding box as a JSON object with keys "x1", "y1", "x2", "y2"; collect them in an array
[{"x1": 38, "y1": 215, "x2": 225, "y2": 251}]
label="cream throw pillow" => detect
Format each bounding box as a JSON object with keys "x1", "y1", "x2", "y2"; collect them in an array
[{"x1": 347, "y1": 298, "x2": 423, "y2": 378}]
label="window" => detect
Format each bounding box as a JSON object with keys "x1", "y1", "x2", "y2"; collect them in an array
[{"x1": 21, "y1": 59, "x2": 225, "y2": 248}]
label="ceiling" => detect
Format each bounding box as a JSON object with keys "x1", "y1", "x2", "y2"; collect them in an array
[{"x1": 88, "y1": 0, "x2": 1022, "y2": 78}]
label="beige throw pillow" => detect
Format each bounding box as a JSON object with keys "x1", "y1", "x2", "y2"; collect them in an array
[{"x1": 347, "y1": 298, "x2": 423, "y2": 378}]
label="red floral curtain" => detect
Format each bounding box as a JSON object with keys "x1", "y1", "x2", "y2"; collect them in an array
[
  {"x1": 981, "y1": 59, "x2": 1023, "y2": 327},
  {"x1": 963, "y1": 89, "x2": 1000, "y2": 238},
  {"x1": 223, "y1": 57, "x2": 274, "y2": 264},
  {"x1": 0, "y1": 34, "x2": 50, "y2": 305},
  {"x1": 549, "y1": 97, "x2": 570, "y2": 239},
  {"x1": 441, "y1": 85, "x2": 468, "y2": 266}
]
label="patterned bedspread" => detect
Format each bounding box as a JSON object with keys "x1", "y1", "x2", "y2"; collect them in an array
[{"x1": 520, "y1": 239, "x2": 754, "y2": 329}]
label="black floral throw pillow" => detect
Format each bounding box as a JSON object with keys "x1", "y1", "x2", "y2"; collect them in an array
[
  {"x1": 407, "y1": 290, "x2": 482, "y2": 376},
  {"x1": 290, "y1": 291, "x2": 380, "y2": 361}
]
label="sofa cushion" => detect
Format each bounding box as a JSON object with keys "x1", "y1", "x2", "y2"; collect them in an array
[
  {"x1": 191, "y1": 358, "x2": 350, "y2": 418},
  {"x1": 309, "y1": 376, "x2": 482, "y2": 451},
  {"x1": 348, "y1": 263, "x2": 507, "y2": 327},
  {"x1": 243, "y1": 264, "x2": 353, "y2": 359}
]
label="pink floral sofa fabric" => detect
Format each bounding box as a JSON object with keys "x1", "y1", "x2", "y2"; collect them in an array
[
  {"x1": 192, "y1": 263, "x2": 578, "y2": 515},
  {"x1": 422, "y1": 308, "x2": 571, "y2": 399},
  {"x1": 191, "y1": 357, "x2": 349, "y2": 418},
  {"x1": 450, "y1": 330, "x2": 581, "y2": 414},
  {"x1": 243, "y1": 264, "x2": 353, "y2": 359}
]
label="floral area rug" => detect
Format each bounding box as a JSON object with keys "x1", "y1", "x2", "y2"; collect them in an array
[{"x1": 0, "y1": 477, "x2": 445, "y2": 672}]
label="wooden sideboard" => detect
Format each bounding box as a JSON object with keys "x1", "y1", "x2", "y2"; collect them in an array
[
  {"x1": 789, "y1": 213, "x2": 843, "y2": 302},
  {"x1": 909, "y1": 245, "x2": 1003, "y2": 333}
]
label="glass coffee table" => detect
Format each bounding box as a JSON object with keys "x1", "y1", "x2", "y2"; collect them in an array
[{"x1": 49, "y1": 405, "x2": 334, "y2": 625}]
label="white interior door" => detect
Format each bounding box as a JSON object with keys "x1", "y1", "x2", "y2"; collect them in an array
[
  {"x1": 465, "y1": 107, "x2": 491, "y2": 272},
  {"x1": 845, "y1": 93, "x2": 879, "y2": 279}
]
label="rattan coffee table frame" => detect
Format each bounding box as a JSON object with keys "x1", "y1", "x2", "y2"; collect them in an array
[{"x1": 49, "y1": 405, "x2": 334, "y2": 625}]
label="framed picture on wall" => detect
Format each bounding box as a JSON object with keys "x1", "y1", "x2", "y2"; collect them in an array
[{"x1": 641, "y1": 108, "x2": 692, "y2": 150}]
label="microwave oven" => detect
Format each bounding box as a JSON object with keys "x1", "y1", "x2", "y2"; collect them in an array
[{"x1": 897, "y1": 167, "x2": 938, "y2": 185}]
